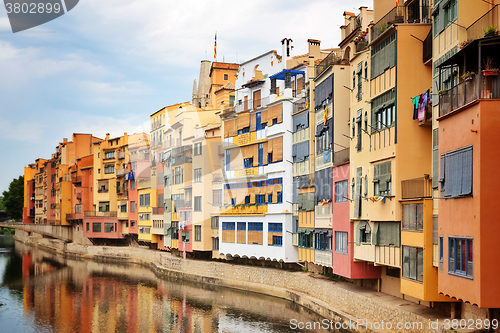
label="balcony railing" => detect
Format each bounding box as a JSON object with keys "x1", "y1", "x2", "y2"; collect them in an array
[
  {"x1": 439, "y1": 75, "x2": 481, "y2": 117},
  {"x1": 401, "y1": 177, "x2": 432, "y2": 200},
  {"x1": 333, "y1": 148, "x2": 350, "y2": 165},
  {"x1": 371, "y1": 6, "x2": 431, "y2": 42},
  {"x1": 466, "y1": 5, "x2": 499, "y2": 41},
  {"x1": 423, "y1": 30, "x2": 432, "y2": 63},
  {"x1": 235, "y1": 96, "x2": 269, "y2": 113},
  {"x1": 66, "y1": 213, "x2": 83, "y2": 220},
  {"x1": 315, "y1": 51, "x2": 341, "y2": 77},
  {"x1": 173, "y1": 200, "x2": 191, "y2": 209},
  {"x1": 97, "y1": 188, "x2": 109, "y2": 193},
  {"x1": 84, "y1": 211, "x2": 117, "y2": 217},
  {"x1": 292, "y1": 98, "x2": 307, "y2": 115},
  {"x1": 118, "y1": 151, "x2": 125, "y2": 159},
  {"x1": 71, "y1": 175, "x2": 82, "y2": 184},
  {"x1": 172, "y1": 155, "x2": 192, "y2": 165},
  {"x1": 355, "y1": 33, "x2": 369, "y2": 53},
  {"x1": 152, "y1": 207, "x2": 164, "y2": 215},
  {"x1": 117, "y1": 168, "x2": 126, "y2": 177}
]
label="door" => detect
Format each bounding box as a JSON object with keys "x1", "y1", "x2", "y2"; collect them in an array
[
  {"x1": 244, "y1": 95, "x2": 248, "y2": 111},
  {"x1": 256, "y1": 112, "x2": 261, "y2": 130},
  {"x1": 258, "y1": 143, "x2": 263, "y2": 166},
  {"x1": 253, "y1": 90, "x2": 261, "y2": 109}
]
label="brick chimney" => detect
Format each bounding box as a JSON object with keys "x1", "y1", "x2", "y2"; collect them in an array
[{"x1": 308, "y1": 39, "x2": 321, "y2": 60}]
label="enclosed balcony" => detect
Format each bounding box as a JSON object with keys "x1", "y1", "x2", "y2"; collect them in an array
[
  {"x1": 371, "y1": 3, "x2": 431, "y2": 42},
  {"x1": 437, "y1": 34, "x2": 500, "y2": 118},
  {"x1": 401, "y1": 176, "x2": 432, "y2": 200}
]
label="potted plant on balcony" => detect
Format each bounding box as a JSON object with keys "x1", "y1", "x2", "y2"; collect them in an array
[
  {"x1": 484, "y1": 25, "x2": 497, "y2": 38},
  {"x1": 461, "y1": 71, "x2": 475, "y2": 81},
  {"x1": 483, "y1": 57, "x2": 499, "y2": 76}
]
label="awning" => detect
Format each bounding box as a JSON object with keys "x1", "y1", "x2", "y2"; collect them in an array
[{"x1": 269, "y1": 69, "x2": 305, "y2": 80}]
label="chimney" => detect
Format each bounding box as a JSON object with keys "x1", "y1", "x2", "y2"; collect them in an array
[
  {"x1": 106, "y1": 133, "x2": 110, "y2": 141},
  {"x1": 281, "y1": 38, "x2": 293, "y2": 62},
  {"x1": 307, "y1": 39, "x2": 321, "y2": 60},
  {"x1": 63, "y1": 138, "x2": 68, "y2": 143}
]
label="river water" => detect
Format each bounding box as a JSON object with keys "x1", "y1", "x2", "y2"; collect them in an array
[{"x1": 0, "y1": 235, "x2": 339, "y2": 333}]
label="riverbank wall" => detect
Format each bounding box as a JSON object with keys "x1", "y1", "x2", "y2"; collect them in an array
[{"x1": 15, "y1": 230, "x2": 455, "y2": 333}]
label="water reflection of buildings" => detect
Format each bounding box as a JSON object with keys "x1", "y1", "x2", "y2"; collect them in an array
[{"x1": 16, "y1": 245, "x2": 325, "y2": 333}]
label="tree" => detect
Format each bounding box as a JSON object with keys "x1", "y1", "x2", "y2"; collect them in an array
[
  {"x1": 2, "y1": 176, "x2": 24, "y2": 221},
  {"x1": 0, "y1": 196, "x2": 4, "y2": 211}
]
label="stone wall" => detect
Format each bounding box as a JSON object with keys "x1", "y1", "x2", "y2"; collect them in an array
[{"x1": 15, "y1": 231, "x2": 458, "y2": 333}]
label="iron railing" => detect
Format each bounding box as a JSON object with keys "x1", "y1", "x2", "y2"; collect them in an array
[
  {"x1": 315, "y1": 51, "x2": 341, "y2": 77},
  {"x1": 292, "y1": 98, "x2": 307, "y2": 115},
  {"x1": 71, "y1": 175, "x2": 82, "y2": 183},
  {"x1": 371, "y1": 6, "x2": 431, "y2": 42},
  {"x1": 84, "y1": 211, "x2": 117, "y2": 217},
  {"x1": 423, "y1": 30, "x2": 432, "y2": 63},
  {"x1": 439, "y1": 75, "x2": 481, "y2": 117},
  {"x1": 355, "y1": 33, "x2": 369, "y2": 53},
  {"x1": 401, "y1": 177, "x2": 432, "y2": 199},
  {"x1": 235, "y1": 96, "x2": 269, "y2": 113}
]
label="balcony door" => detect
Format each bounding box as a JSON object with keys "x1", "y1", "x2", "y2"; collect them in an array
[{"x1": 253, "y1": 90, "x2": 261, "y2": 109}]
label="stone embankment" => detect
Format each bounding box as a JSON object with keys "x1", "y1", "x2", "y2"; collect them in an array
[{"x1": 15, "y1": 231, "x2": 455, "y2": 333}]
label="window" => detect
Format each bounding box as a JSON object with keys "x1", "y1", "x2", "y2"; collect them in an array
[
  {"x1": 139, "y1": 193, "x2": 150, "y2": 207},
  {"x1": 373, "y1": 161, "x2": 391, "y2": 196},
  {"x1": 86, "y1": 223, "x2": 89, "y2": 232},
  {"x1": 212, "y1": 237, "x2": 219, "y2": 250},
  {"x1": 174, "y1": 167, "x2": 182, "y2": 185},
  {"x1": 222, "y1": 222, "x2": 235, "y2": 230},
  {"x1": 131, "y1": 180, "x2": 135, "y2": 190},
  {"x1": 211, "y1": 216, "x2": 219, "y2": 229},
  {"x1": 439, "y1": 236, "x2": 444, "y2": 262},
  {"x1": 98, "y1": 168, "x2": 100, "y2": 174},
  {"x1": 449, "y1": 237, "x2": 473, "y2": 278},
  {"x1": 402, "y1": 246, "x2": 424, "y2": 282},
  {"x1": 299, "y1": 232, "x2": 313, "y2": 248},
  {"x1": 139, "y1": 227, "x2": 150, "y2": 234},
  {"x1": 255, "y1": 194, "x2": 266, "y2": 205},
  {"x1": 194, "y1": 196, "x2": 202, "y2": 211},
  {"x1": 371, "y1": 90, "x2": 396, "y2": 133},
  {"x1": 268, "y1": 223, "x2": 282, "y2": 232},
  {"x1": 104, "y1": 223, "x2": 114, "y2": 233},
  {"x1": 194, "y1": 142, "x2": 202, "y2": 156},
  {"x1": 440, "y1": 146, "x2": 473, "y2": 197},
  {"x1": 371, "y1": 31, "x2": 396, "y2": 79},
  {"x1": 267, "y1": 152, "x2": 273, "y2": 164},
  {"x1": 182, "y1": 231, "x2": 190, "y2": 243},
  {"x1": 237, "y1": 222, "x2": 246, "y2": 231},
  {"x1": 258, "y1": 143, "x2": 263, "y2": 165},
  {"x1": 104, "y1": 151, "x2": 115, "y2": 159},
  {"x1": 130, "y1": 201, "x2": 135, "y2": 212},
  {"x1": 195, "y1": 225, "x2": 201, "y2": 241},
  {"x1": 231, "y1": 198, "x2": 236, "y2": 205},
  {"x1": 245, "y1": 195, "x2": 250, "y2": 204},
  {"x1": 244, "y1": 158, "x2": 253, "y2": 168},
  {"x1": 268, "y1": 194, "x2": 273, "y2": 204},
  {"x1": 357, "y1": 221, "x2": 371, "y2": 244},
  {"x1": 238, "y1": 127, "x2": 250, "y2": 135},
  {"x1": 402, "y1": 203, "x2": 424, "y2": 231},
  {"x1": 120, "y1": 204, "x2": 127, "y2": 213},
  {"x1": 277, "y1": 192, "x2": 283, "y2": 203},
  {"x1": 194, "y1": 168, "x2": 202, "y2": 182},
  {"x1": 272, "y1": 235, "x2": 282, "y2": 246},
  {"x1": 212, "y1": 190, "x2": 222, "y2": 206},
  {"x1": 335, "y1": 180, "x2": 348, "y2": 202},
  {"x1": 272, "y1": 118, "x2": 278, "y2": 125},
  {"x1": 224, "y1": 73, "x2": 228, "y2": 80},
  {"x1": 92, "y1": 223, "x2": 101, "y2": 232},
  {"x1": 171, "y1": 222, "x2": 178, "y2": 239},
  {"x1": 104, "y1": 164, "x2": 115, "y2": 174},
  {"x1": 131, "y1": 220, "x2": 136, "y2": 228},
  {"x1": 335, "y1": 231, "x2": 348, "y2": 254},
  {"x1": 225, "y1": 150, "x2": 230, "y2": 171},
  {"x1": 98, "y1": 201, "x2": 110, "y2": 212},
  {"x1": 357, "y1": 63, "x2": 363, "y2": 102},
  {"x1": 248, "y1": 222, "x2": 263, "y2": 231}
]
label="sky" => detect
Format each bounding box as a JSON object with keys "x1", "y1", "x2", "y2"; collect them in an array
[{"x1": 0, "y1": 0, "x2": 370, "y2": 194}]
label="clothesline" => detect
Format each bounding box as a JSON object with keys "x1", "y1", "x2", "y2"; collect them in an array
[{"x1": 410, "y1": 88, "x2": 433, "y2": 100}]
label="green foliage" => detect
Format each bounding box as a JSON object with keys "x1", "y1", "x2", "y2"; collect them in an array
[
  {"x1": 484, "y1": 25, "x2": 497, "y2": 36},
  {"x1": 2, "y1": 176, "x2": 24, "y2": 221},
  {"x1": 0, "y1": 196, "x2": 4, "y2": 211}
]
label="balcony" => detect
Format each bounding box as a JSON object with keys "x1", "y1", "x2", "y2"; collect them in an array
[
  {"x1": 292, "y1": 98, "x2": 307, "y2": 115},
  {"x1": 71, "y1": 175, "x2": 82, "y2": 184},
  {"x1": 117, "y1": 168, "x2": 127, "y2": 177},
  {"x1": 118, "y1": 151, "x2": 125, "y2": 159},
  {"x1": 220, "y1": 106, "x2": 236, "y2": 119},
  {"x1": 314, "y1": 250, "x2": 332, "y2": 268},
  {"x1": 466, "y1": 5, "x2": 499, "y2": 41},
  {"x1": 439, "y1": 75, "x2": 483, "y2": 117},
  {"x1": 172, "y1": 155, "x2": 192, "y2": 165},
  {"x1": 401, "y1": 176, "x2": 432, "y2": 200},
  {"x1": 152, "y1": 207, "x2": 164, "y2": 215},
  {"x1": 343, "y1": 14, "x2": 361, "y2": 40},
  {"x1": 375, "y1": 245, "x2": 400, "y2": 268},
  {"x1": 84, "y1": 211, "x2": 117, "y2": 217},
  {"x1": 355, "y1": 32, "x2": 369, "y2": 53},
  {"x1": 235, "y1": 97, "x2": 269, "y2": 113},
  {"x1": 212, "y1": 173, "x2": 223, "y2": 183},
  {"x1": 66, "y1": 213, "x2": 83, "y2": 221},
  {"x1": 97, "y1": 187, "x2": 109, "y2": 193},
  {"x1": 333, "y1": 148, "x2": 349, "y2": 166},
  {"x1": 173, "y1": 200, "x2": 191, "y2": 209},
  {"x1": 315, "y1": 51, "x2": 342, "y2": 77},
  {"x1": 219, "y1": 205, "x2": 268, "y2": 216},
  {"x1": 371, "y1": 5, "x2": 431, "y2": 42}
]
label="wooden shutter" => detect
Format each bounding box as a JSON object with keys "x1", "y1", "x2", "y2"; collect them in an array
[
  {"x1": 244, "y1": 95, "x2": 248, "y2": 111},
  {"x1": 241, "y1": 145, "x2": 253, "y2": 159},
  {"x1": 224, "y1": 119, "x2": 235, "y2": 138},
  {"x1": 461, "y1": 147, "x2": 473, "y2": 196},
  {"x1": 297, "y1": 77, "x2": 303, "y2": 92},
  {"x1": 269, "y1": 103, "x2": 283, "y2": 125},
  {"x1": 238, "y1": 113, "x2": 250, "y2": 130},
  {"x1": 253, "y1": 90, "x2": 261, "y2": 109},
  {"x1": 354, "y1": 167, "x2": 362, "y2": 218},
  {"x1": 253, "y1": 144, "x2": 259, "y2": 166},
  {"x1": 261, "y1": 110, "x2": 268, "y2": 124},
  {"x1": 250, "y1": 113, "x2": 256, "y2": 132},
  {"x1": 432, "y1": 129, "x2": 439, "y2": 189},
  {"x1": 273, "y1": 136, "x2": 283, "y2": 161}
]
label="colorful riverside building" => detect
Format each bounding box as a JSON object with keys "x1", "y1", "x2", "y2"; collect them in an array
[
  {"x1": 218, "y1": 40, "x2": 298, "y2": 263},
  {"x1": 345, "y1": 0, "x2": 449, "y2": 305},
  {"x1": 163, "y1": 102, "x2": 220, "y2": 257},
  {"x1": 331, "y1": 7, "x2": 381, "y2": 280},
  {"x1": 83, "y1": 133, "x2": 131, "y2": 243},
  {"x1": 432, "y1": 0, "x2": 500, "y2": 318},
  {"x1": 23, "y1": 163, "x2": 37, "y2": 224}
]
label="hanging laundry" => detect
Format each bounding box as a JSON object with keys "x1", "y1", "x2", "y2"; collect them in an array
[
  {"x1": 370, "y1": 196, "x2": 386, "y2": 203},
  {"x1": 412, "y1": 96, "x2": 419, "y2": 120},
  {"x1": 418, "y1": 92, "x2": 427, "y2": 121}
]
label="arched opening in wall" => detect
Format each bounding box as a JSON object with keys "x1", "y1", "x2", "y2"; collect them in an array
[{"x1": 343, "y1": 46, "x2": 351, "y2": 65}]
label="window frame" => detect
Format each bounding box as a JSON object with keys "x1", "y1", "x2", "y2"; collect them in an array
[{"x1": 335, "y1": 231, "x2": 348, "y2": 254}]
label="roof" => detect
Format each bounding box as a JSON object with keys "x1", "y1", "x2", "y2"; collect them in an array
[
  {"x1": 269, "y1": 69, "x2": 305, "y2": 80},
  {"x1": 240, "y1": 50, "x2": 276, "y2": 66},
  {"x1": 215, "y1": 81, "x2": 235, "y2": 93},
  {"x1": 344, "y1": 11, "x2": 355, "y2": 16}
]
